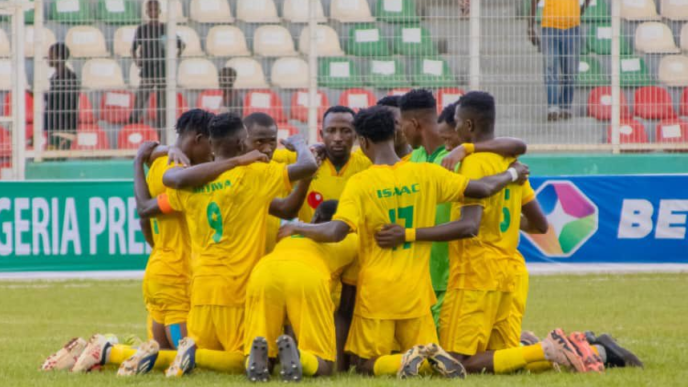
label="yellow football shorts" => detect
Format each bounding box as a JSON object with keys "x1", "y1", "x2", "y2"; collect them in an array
[
  {"x1": 187, "y1": 305, "x2": 244, "y2": 352},
  {"x1": 439, "y1": 288, "x2": 519, "y2": 356},
  {"x1": 345, "y1": 313, "x2": 438, "y2": 360},
  {"x1": 142, "y1": 278, "x2": 190, "y2": 327},
  {"x1": 244, "y1": 260, "x2": 336, "y2": 361}
]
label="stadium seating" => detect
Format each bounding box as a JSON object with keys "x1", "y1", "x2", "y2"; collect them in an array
[
  {"x1": 0, "y1": 29, "x2": 10, "y2": 57},
  {"x1": 634, "y1": 22, "x2": 680, "y2": 54},
  {"x1": 117, "y1": 123, "x2": 159, "y2": 150},
  {"x1": 330, "y1": 0, "x2": 375, "y2": 22},
  {"x1": 679, "y1": 87, "x2": 688, "y2": 115},
  {"x1": 607, "y1": 119, "x2": 648, "y2": 144},
  {"x1": 271, "y1": 57, "x2": 309, "y2": 89},
  {"x1": 588, "y1": 24, "x2": 633, "y2": 55},
  {"x1": 78, "y1": 93, "x2": 96, "y2": 124},
  {"x1": 24, "y1": 26, "x2": 56, "y2": 58},
  {"x1": 113, "y1": 26, "x2": 137, "y2": 57},
  {"x1": 65, "y1": 26, "x2": 109, "y2": 58},
  {"x1": 389, "y1": 88, "x2": 410, "y2": 96},
  {"x1": 72, "y1": 124, "x2": 110, "y2": 150},
  {"x1": 620, "y1": 55, "x2": 654, "y2": 87},
  {"x1": 367, "y1": 58, "x2": 408, "y2": 88},
  {"x1": 0, "y1": 60, "x2": 28, "y2": 91},
  {"x1": 177, "y1": 58, "x2": 219, "y2": 89},
  {"x1": 298, "y1": 25, "x2": 345, "y2": 57},
  {"x1": 243, "y1": 90, "x2": 286, "y2": 123},
  {"x1": 0, "y1": 127, "x2": 10, "y2": 158},
  {"x1": 147, "y1": 92, "x2": 189, "y2": 122},
  {"x1": 225, "y1": 57, "x2": 269, "y2": 88},
  {"x1": 196, "y1": 90, "x2": 224, "y2": 113},
  {"x1": 96, "y1": 0, "x2": 139, "y2": 24},
  {"x1": 339, "y1": 88, "x2": 376, "y2": 111},
  {"x1": 206, "y1": 26, "x2": 251, "y2": 57},
  {"x1": 661, "y1": 0, "x2": 688, "y2": 20},
  {"x1": 587, "y1": 86, "x2": 631, "y2": 121},
  {"x1": 633, "y1": 86, "x2": 676, "y2": 120},
  {"x1": 656, "y1": 118, "x2": 688, "y2": 143},
  {"x1": 658, "y1": 55, "x2": 688, "y2": 87},
  {"x1": 347, "y1": 25, "x2": 389, "y2": 56},
  {"x1": 620, "y1": 0, "x2": 660, "y2": 21},
  {"x1": 412, "y1": 57, "x2": 456, "y2": 87},
  {"x1": 128, "y1": 63, "x2": 141, "y2": 88},
  {"x1": 680, "y1": 24, "x2": 688, "y2": 52},
  {"x1": 190, "y1": 0, "x2": 234, "y2": 23},
  {"x1": 290, "y1": 89, "x2": 329, "y2": 122},
  {"x1": 582, "y1": 0, "x2": 611, "y2": 24},
  {"x1": 254, "y1": 25, "x2": 297, "y2": 57},
  {"x1": 393, "y1": 25, "x2": 437, "y2": 56},
  {"x1": 82, "y1": 59, "x2": 126, "y2": 89},
  {"x1": 177, "y1": 26, "x2": 204, "y2": 57},
  {"x1": 51, "y1": 0, "x2": 91, "y2": 24},
  {"x1": 3, "y1": 91, "x2": 34, "y2": 123},
  {"x1": 142, "y1": 0, "x2": 186, "y2": 23},
  {"x1": 283, "y1": 0, "x2": 326, "y2": 23},
  {"x1": 436, "y1": 88, "x2": 464, "y2": 110},
  {"x1": 376, "y1": 0, "x2": 419, "y2": 23},
  {"x1": 319, "y1": 57, "x2": 363, "y2": 88},
  {"x1": 236, "y1": 0, "x2": 280, "y2": 23},
  {"x1": 100, "y1": 90, "x2": 134, "y2": 124},
  {"x1": 578, "y1": 56, "x2": 609, "y2": 87}
]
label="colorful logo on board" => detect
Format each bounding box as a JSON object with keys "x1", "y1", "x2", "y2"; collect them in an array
[{"x1": 523, "y1": 181, "x2": 599, "y2": 258}]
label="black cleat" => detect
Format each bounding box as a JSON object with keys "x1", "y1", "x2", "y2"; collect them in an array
[
  {"x1": 586, "y1": 332, "x2": 644, "y2": 369},
  {"x1": 277, "y1": 335, "x2": 302, "y2": 382},
  {"x1": 246, "y1": 337, "x2": 271, "y2": 382}
]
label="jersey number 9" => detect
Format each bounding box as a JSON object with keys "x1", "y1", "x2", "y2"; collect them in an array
[{"x1": 207, "y1": 202, "x2": 223, "y2": 243}]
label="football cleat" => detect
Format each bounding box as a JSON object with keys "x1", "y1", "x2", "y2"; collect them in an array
[
  {"x1": 165, "y1": 337, "x2": 196, "y2": 378},
  {"x1": 568, "y1": 332, "x2": 605, "y2": 373},
  {"x1": 541, "y1": 329, "x2": 586, "y2": 373},
  {"x1": 71, "y1": 334, "x2": 113, "y2": 372},
  {"x1": 117, "y1": 340, "x2": 160, "y2": 377},
  {"x1": 585, "y1": 332, "x2": 644, "y2": 369},
  {"x1": 246, "y1": 337, "x2": 270, "y2": 382},
  {"x1": 422, "y1": 343, "x2": 466, "y2": 379},
  {"x1": 397, "y1": 345, "x2": 427, "y2": 379},
  {"x1": 520, "y1": 331, "x2": 541, "y2": 346},
  {"x1": 40, "y1": 337, "x2": 88, "y2": 371},
  {"x1": 277, "y1": 335, "x2": 302, "y2": 382}
]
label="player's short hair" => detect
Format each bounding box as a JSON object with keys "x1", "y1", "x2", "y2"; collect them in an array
[
  {"x1": 458, "y1": 91, "x2": 496, "y2": 131},
  {"x1": 175, "y1": 109, "x2": 214, "y2": 137},
  {"x1": 49, "y1": 43, "x2": 70, "y2": 60},
  {"x1": 399, "y1": 89, "x2": 437, "y2": 112},
  {"x1": 208, "y1": 112, "x2": 244, "y2": 140},
  {"x1": 376, "y1": 95, "x2": 401, "y2": 108},
  {"x1": 323, "y1": 105, "x2": 355, "y2": 123},
  {"x1": 243, "y1": 112, "x2": 275, "y2": 130},
  {"x1": 353, "y1": 105, "x2": 395, "y2": 143},
  {"x1": 438, "y1": 101, "x2": 459, "y2": 126},
  {"x1": 314, "y1": 200, "x2": 338, "y2": 223}
]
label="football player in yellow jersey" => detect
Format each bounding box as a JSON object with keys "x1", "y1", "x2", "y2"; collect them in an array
[
  {"x1": 244, "y1": 200, "x2": 357, "y2": 382},
  {"x1": 279, "y1": 106, "x2": 529, "y2": 379},
  {"x1": 376, "y1": 95, "x2": 413, "y2": 161}
]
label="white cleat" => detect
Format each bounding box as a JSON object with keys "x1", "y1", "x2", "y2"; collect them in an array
[
  {"x1": 71, "y1": 334, "x2": 114, "y2": 373},
  {"x1": 165, "y1": 337, "x2": 197, "y2": 378},
  {"x1": 40, "y1": 337, "x2": 88, "y2": 371},
  {"x1": 117, "y1": 340, "x2": 160, "y2": 377}
]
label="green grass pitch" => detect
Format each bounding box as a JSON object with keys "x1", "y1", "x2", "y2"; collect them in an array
[{"x1": 1, "y1": 273, "x2": 687, "y2": 386}]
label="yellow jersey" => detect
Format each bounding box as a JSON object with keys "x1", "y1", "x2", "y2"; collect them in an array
[
  {"x1": 145, "y1": 156, "x2": 191, "y2": 284},
  {"x1": 448, "y1": 153, "x2": 536, "y2": 292},
  {"x1": 333, "y1": 161, "x2": 469, "y2": 320},
  {"x1": 264, "y1": 149, "x2": 298, "y2": 253},
  {"x1": 541, "y1": 0, "x2": 580, "y2": 30},
  {"x1": 166, "y1": 160, "x2": 292, "y2": 307}
]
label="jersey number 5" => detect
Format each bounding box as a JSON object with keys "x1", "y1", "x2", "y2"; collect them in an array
[
  {"x1": 388, "y1": 206, "x2": 414, "y2": 250},
  {"x1": 500, "y1": 189, "x2": 511, "y2": 233},
  {"x1": 207, "y1": 202, "x2": 223, "y2": 243}
]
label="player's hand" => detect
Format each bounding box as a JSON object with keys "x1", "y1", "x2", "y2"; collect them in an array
[
  {"x1": 135, "y1": 141, "x2": 159, "y2": 163},
  {"x1": 309, "y1": 143, "x2": 326, "y2": 160},
  {"x1": 277, "y1": 223, "x2": 298, "y2": 241},
  {"x1": 527, "y1": 25, "x2": 540, "y2": 49},
  {"x1": 236, "y1": 150, "x2": 269, "y2": 166},
  {"x1": 441, "y1": 144, "x2": 468, "y2": 171},
  {"x1": 167, "y1": 146, "x2": 190, "y2": 167},
  {"x1": 281, "y1": 135, "x2": 307, "y2": 152},
  {"x1": 375, "y1": 224, "x2": 406, "y2": 249},
  {"x1": 509, "y1": 161, "x2": 530, "y2": 185}
]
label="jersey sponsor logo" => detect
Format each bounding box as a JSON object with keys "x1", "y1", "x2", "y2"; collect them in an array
[
  {"x1": 375, "y1": 184, "x2": 420, "y2": 199},
  {"x1": 307, "y1": 191, "x2": 324, "y2": 209},
  {"x1": 522, "y1": 180, "x2": 598, "y2": 258},
  {"x1": 193, "y1": 180, "x2": 232, "y2": 194}
]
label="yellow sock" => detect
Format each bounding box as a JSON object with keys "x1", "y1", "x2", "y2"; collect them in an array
[
  {"x1": 373, "y1": 354, "x2": 403, "y2": 376},
  {"x1": 493, "y1": 347, "x2": 527, "y2": 374},
  {"x1": 525, "y1": 361, "x2": 554, "y2": 373},
  {"x1": 419, "y1": 360, "x2": 433, "y2": 375},
  {"x1": 152, "y1": 350, "x2": 178, "y2": 370},
  {"x1": 522, "y1": 343, "x2": 546, "y2": 363},
  {"x1": 196, "y1": 349, "x2": 245, "y2": 374},
  {"x1": 107, "y1": 345, "x2": 136, "y2": 365},
  {"x1": 300, "y1": 351, "x2": 319, "y2": 376}
]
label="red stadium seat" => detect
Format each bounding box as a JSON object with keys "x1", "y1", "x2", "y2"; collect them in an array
[
  {"x1": 436, "y1": 88, "x2": 465, "y2": 113},
  {"x1": 3, "y1": 91, "x2": 34, "y2": 124},
  {"x1": 389, "y1": 88, "x2": 410, "y2": 96},
  {"x1": 277, "y1": 123, "x2": 300, "y2": 143},
  {"x1": 633, "y1": 86, "x2": 676, "y2": 120},
  {"x1": 677, "y1": 87, "x2": 688, "y2": 116},
  {"x1": 100, "y1": 90, "x2": 135, "y2": 124},
  {"x1": 588, "y1": 86, "x2": 631, "y2": 121},
  {"x1": 72, "y1": 124, "x2": 110, "y2": 151},
  {"x1": 0, "y1": 126, "x2": 10, "y2": 158},
  {"x1": 79, "y1": 93, "x2": 96, "y2": 124},
  {"x1": 196, "y1": 90, "x2": 224, "y2": 114},
  {"x1": 243, "y1": 90, "x2": 286, "y2": 123},
  {"x1": 117, "y1": 124, "x2": 158, "y2": 150},
  {"x1": 607, "y1": 119, "x2": 648, "y2": 144},
  {"x1": 147, "y1": 93, "x2": 189, "y2": 122},
  {"x1": 655, "y1": 118, "x2": 688, "y2": 143},
  {"x1": 290, "y1": 90, "x2": 329, "y2": 123},
  {"x1": 339, "y1": 88, "x2": 376, "y2": 112}
]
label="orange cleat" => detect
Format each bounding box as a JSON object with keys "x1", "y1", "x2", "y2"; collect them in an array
[
  {"x1": 542, "y1": 328, "x2": 586, "y2": 373},
  {"x1": 568, "y1": 332, "x2": 605, "y2": 373}
]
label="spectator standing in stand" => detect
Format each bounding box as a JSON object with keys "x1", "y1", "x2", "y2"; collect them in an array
[
  {"x1": 45, "y1": 43, "x2": 79, "y2": 151},
  {"x1": 219, "y1": 67, "x2": 242, "y2": 115}
]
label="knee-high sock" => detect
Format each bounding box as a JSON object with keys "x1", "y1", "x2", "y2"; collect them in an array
[
  {"x1": 300, "y1": 351, "x2": 320, "y2": 376},
  {"x1": 525, "y1": 361, "x2": 554, "y2": 373},
  {"x1": 373, "y1": 354, "x2": 403, "y2": 376},
  {"x1": 493, "y1": 344, "x2": 548, "y2": 374},
  {"x1": 195, "y1": 349, "x2": 245, "y2": 374},
  {"x1": 152, "y1": 350, "x2": 178, "y2": 370},
  {"x1": 107, "y1": 345, "x2": 136, "y2": 365}
]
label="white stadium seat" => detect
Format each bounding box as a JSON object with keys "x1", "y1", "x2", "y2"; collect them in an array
[
  {"x1": 236, "y1": 0, "x2": 280, "y2": 23},
  {"x1": 283, "y1": 0, "x2": 326, "y2": 23},
  {"x1": 298, "y1": 25, "x2": 345, "y2": 57},
  {"x1": 113, "y1": 25, "x2": 137, "y2": 57},
  {"x1": 177, "y1": 58, "x2": 219, "y2": 89},
  {"x1": 330, "y1": 0, "x2": 375, "y2": 22},
  {"x1": 254, "y1": 25, "x2": 297, "y2": 57},
  {"x1": 190, "y1": 0, "x2": 234, "y2": 23},
  {"x1": 176, "y1": 26, "x2": 204, "y2": 57},
  {"x1": 225, "y1": 58, "x2": 269, "y2": 89},
  {"x1": 81, "y1": 59, "x2": 126, "y2": 89},
  {"x1": 65, "y1": 26, "x2": 109, "y2": 58},
  {"x1": 271, "y1": 57, "x2": 309, "y2": 89}
]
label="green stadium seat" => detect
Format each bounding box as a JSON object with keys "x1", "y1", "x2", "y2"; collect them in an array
[
  {"x1": 393, "y1": 25, "x2": 437, "y2": 56},
  {"x1": 620, "y1": 55, "x2": 654, "y2": 87},
  {"x1": 411, "y1": 57, "x2": 455, "y2": 87},
  {"x1": 50, "y1": 0, "x2": 91, "y2": 24},
  {"x1": 587, "y1": 24, "x2": 632, "y2": 55},
  {"x1": 367, "y1": 58, "x2": 409, "y2": 88},
  {"x1": 376, "y1": 0, "x2": 419, "y2": 23},
  {"x1": 347, "y1": 24, "x2": 390, "y2": 57},
  {"x1": 96, "y1": 0, "x2": 140, "y2": 24},
  {"x1": 319, "y1": 58, "x2": 363, "y2": 88},
  {"x1": 578, "y1": 55, "x2": 609, "y2": 87}
]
